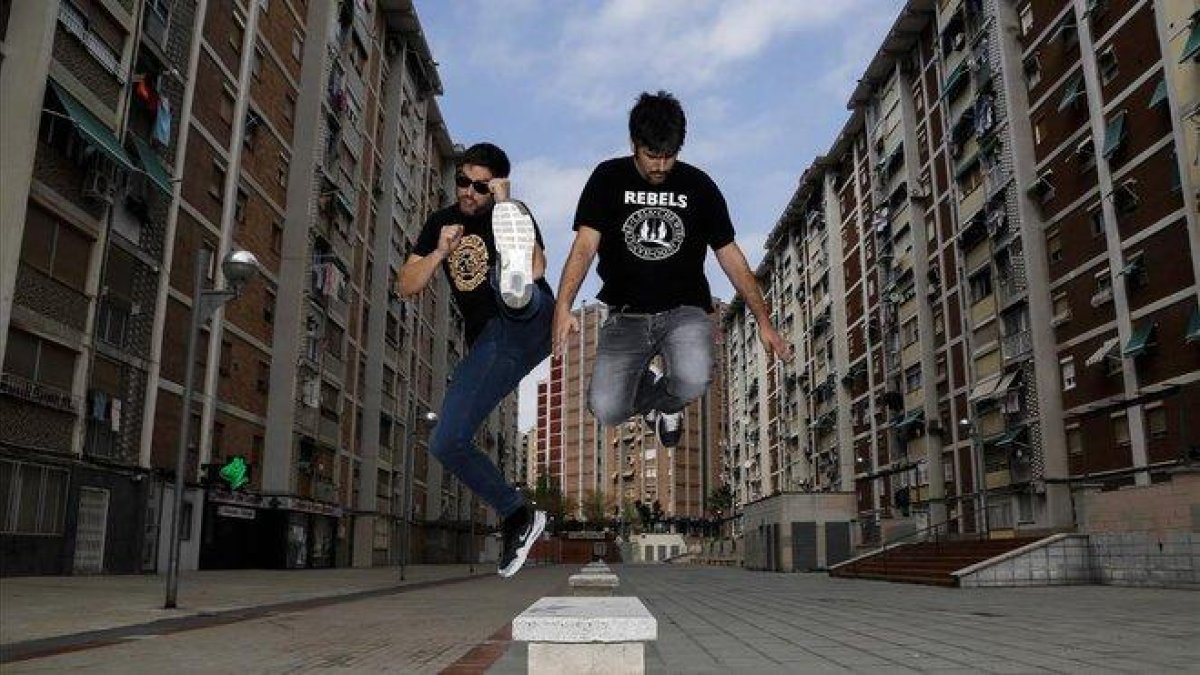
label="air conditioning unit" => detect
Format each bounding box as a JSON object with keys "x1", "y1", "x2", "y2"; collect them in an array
[
  {"x1": 83, "y1": 163, "x2": 116, "y2": 205},
  {"x1": 909, "y1": 182, "x2": 931, "y2": 200}
]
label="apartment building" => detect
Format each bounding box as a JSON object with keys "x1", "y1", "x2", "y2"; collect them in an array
[
  {"x1": 0, "y1": 0, "x2": 518, "y2": 576},
  {"x1": 535, "y1": 302, "x2": 728, "y2": 520},
  {"x1": 726, "y1": 0, "x2": 1198, "y2": 545}
]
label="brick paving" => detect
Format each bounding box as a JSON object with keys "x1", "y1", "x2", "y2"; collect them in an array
[{"x1": 3, "y1": 564, "x2": 1197, "y2": 673}]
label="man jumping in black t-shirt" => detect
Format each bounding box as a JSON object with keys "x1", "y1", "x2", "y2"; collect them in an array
[
  {"x1": 554, "y1": 91, "x2": 791, "y2": 447},
  {"x1": 396, "y1": 143, "x2": 550, "y2": 578}
]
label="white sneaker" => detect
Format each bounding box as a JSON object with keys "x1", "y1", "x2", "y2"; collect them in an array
[{"x1": 492, "y1": 201, "x2": 536, "y2": 309}]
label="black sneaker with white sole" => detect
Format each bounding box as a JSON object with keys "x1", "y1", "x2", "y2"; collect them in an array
[
  {"x1": 498, "y1": 506, "x2": 546, "y2": 578},
  {"x1": 492, "y1": 200, "x2": 537, "y2": 310}
]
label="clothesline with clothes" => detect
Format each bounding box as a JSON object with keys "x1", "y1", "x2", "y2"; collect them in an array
[{"x1": 88, "y1": 390, "x2": 123, "y2": 433}]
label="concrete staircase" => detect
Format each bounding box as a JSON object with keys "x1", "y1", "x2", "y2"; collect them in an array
[{"x1": 830, "y1": 537, "x2": 1043, "y2": 587}]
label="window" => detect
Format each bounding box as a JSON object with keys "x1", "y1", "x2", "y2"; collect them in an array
[
  {"x1": 1018, "y1": 3, "x2": 1033, "y2": 36},
  {"x1": 209, "y1": 161, "x2": 225, "y2": 200},
  {"x1": 277, "y1": 152, "x2": 288, "y2": 187},
  {"x1": 20, "y1": 208, "x2": 92, "y2": 292},
  {"x1": 0, "y1": 460, "x2": 69, "y2": 535},
  {"x1": 1060, "y1": 356, "x2": 1076, "y2": 391},
  {"x1": 219, "y1": 339, "x2": 232, "y2": 376},
  {"x1": 969, "y1": 269, "x2": 993, "y2": 304},
  {"x1": 270, "y1": 222, "x2": 283, "y2": 254},
  {"x1": 1089, "y1": 207, "x2": 1105, "y2": 237},
  {"x1": 220, "y1": 87, "x2": 235, "y2": 124},
  {"x1": 284, "y1": 92, "x2": 296, "y2": 125},
  {"x1": 1097, "y1": 46, "x2": 1118, "y2": 84},
  {"x1": 3, "y1": 329, "x2": 76, "y2": 392},
  {"x1": 230, "y1": 9, "x2": 245, "y2": 51},
  {"x1": 1075, "y1": 136, "x2": 1095, "y2": 168},
  {"x1": 902, "y1": 318, "x2": 919, "y2": 346},
  {"x1": 251, "y1": 46, "x2": 264, "y2": 81},
  {"x1": 1146, "y1": 406, "x2": 1167, "y2": 439},
  {"x1": 1114, "y1": 180, "x2": 1139, "y2": 213},
  {"x1": 1066, "y1": 426, "x2": 1082, "y2": 455},
  {"x1": 1053, "y1": 292, "x2": 1071, "y2": 324},
  {"x1": 234, "y1": 188, "x2": 248, "y2": 224},
  {"x1": 256, "y1": 360, "x2": 270, "y2": 393},
  {"x1": 904, "y1": 364, "x2": 922, "y2": 392},
  {"x1": 1047, "y1": 227, "x2": 1063, "y2": 264},
  {"x1": 1033, "y1": 117, "x2": 1044, "y2": 146},
  {"x1": 1112, "y1": 413, "x2": 1130, "y2": 445},
  {"x1": 291, "y1": 31, "x2": 303, "y2": 61},
  {"x1": 1024, "y1": 55, "x2": 1042, "y2": 89}
]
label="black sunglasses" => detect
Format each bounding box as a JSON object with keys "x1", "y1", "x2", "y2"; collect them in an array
[{"x1": 455, "y1": 173, "x2": 491, "y2": 195}]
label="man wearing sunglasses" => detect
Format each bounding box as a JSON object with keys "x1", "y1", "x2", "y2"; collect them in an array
[
  {"x1": 554, "y1": 91, "x2": 791, "y2": 452},
  {"x1": 396, "y1": 142, "x2": 552, "y2": 578}
]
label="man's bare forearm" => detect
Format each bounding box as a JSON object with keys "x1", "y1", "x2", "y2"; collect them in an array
[
  {"x1": 397, "y1": 252, "x2": 445, "y2": 297},
  {"x1": 718, "y1": 243, "x2": 772, "y2": 325},
  {"x1": 555, "y1": 238, "x2": 595, "y2": 310}
]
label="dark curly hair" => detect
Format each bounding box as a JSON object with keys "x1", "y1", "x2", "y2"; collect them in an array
[
  {"x1": 629, "y1": 91, "x2": 686, "y2": 155},
  {"x1": 459, "y1": 142, "x2": 511, "y2": 178}
]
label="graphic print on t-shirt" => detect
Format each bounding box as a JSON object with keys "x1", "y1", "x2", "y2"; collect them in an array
[
  {"x1": 448, "y1": 234, "x2": 489, "y2": 291},
  {"x1": 622, "y1": 207, "x2": 684, "y2": 261}
]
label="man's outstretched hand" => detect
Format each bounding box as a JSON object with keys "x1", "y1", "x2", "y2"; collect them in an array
[
  {"x1": 760, "y1": 324, "x2": 794, "y2": 363},
  {"x1": 552, "y1": 305, "x2": 580, "y2": 359}
]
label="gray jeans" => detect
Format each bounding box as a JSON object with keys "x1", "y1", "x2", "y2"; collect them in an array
[{"x1": 588, "y1": 305, "x2": 714, "y2": 425}]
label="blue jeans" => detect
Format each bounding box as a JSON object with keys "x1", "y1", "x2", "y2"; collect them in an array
[
  {"x1": 428, "y1": 284, "x2": 552, "y2": 519},
  {"x1": 588, "y1": 305, "x2": 714, "y2": 425}
]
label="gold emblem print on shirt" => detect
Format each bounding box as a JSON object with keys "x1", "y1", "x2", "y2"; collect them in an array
[{"x1": 448, "y1": 234, "x2": 489, "y2": 291}]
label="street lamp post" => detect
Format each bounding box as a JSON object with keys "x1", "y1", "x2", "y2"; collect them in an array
[
  {"x1": 165, "y1": 250, "x2": 258, "y2": 609},
  {"x1": 959, "y1": 417, "x2": 989, "y2": 538},
  {"x1": 400, "y1": 409, "x2": 438, "y2": 581}
]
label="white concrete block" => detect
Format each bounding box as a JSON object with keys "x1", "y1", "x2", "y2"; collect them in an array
[
  {"x1": 513, "y1": 597, "x2": 657, "y2": 643},
  {"x1": 528, "y1": 641, "x2": 644, "y2": 675}
]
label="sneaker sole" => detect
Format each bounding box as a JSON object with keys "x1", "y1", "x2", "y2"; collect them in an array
[
  {"x1": 492, "y1": 201, "x2": 536, "y2": 310},
  {"x1": 498, "y1": 510, "x2": 546, "y2": 578}
]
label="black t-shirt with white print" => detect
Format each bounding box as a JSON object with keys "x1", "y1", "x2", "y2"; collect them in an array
[
  {"x1": 573, "y1": 156, "x2": 735, "y2": 313},
  {"x1": 414, "y1": 202, "x2": 549, "y2": 346}
]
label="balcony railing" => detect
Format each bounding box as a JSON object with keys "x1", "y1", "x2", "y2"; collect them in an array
[
  {"x1": 1001, "y1": 330, "x2": 1032, "y2": 361},
  {"x1": 0, "y1": 373, "x2": 79, "y2": 413}
]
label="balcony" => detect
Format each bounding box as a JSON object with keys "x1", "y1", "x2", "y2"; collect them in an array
[
  {"x1": 1001, "y1": 330, "x2": 1032, "y2": 362},
  {"x1": 996, "y1": 273, "x2": 1024, "y2": 306},
  {"x1": 0, "y1": 373, "x2": 79, "y2": 414}
]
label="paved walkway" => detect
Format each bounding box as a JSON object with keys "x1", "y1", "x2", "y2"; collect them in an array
[
  {"x1": 489, "y1": 565, "x2": 1199, "y2": 674},
  {"x1": 3, "y1": 564, "x2": 1197, "y2": 673}
]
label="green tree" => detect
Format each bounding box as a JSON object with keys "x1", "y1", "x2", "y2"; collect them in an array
[
  {"x1": 707, "y1": 484, "x2": 733, "y2": 517},
  {"x1": 581, "y1": 489, "x2": 612, "y2": 523}
]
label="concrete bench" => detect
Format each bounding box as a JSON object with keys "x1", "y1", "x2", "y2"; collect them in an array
[
  {"x1": 513, "y1": 597, "x2": 657, "y2": 675},
  {"x1": 581, "y1": 563, "x2": 611, "y2": 574},
  {"x1": 569, "y1": 572, "x2": 620, "y2": 596}
]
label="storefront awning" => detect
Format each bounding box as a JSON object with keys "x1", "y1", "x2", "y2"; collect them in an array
[
  {"x1": 1085, "y1": 336, "x2": 1120, "y2": 367},
  {"x1": 48, "y1": 80, "x2": 136, "y2": 174},
  {"x1": 1122, "y1": 322, "x2": 1155, "y2": 358},
  {"x1": 132, "y1": 135, "x2": 171, "y2": 194}
]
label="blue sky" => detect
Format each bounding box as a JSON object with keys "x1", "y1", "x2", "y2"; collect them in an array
[{"x1": 413, "y1": 0, "x2": 906, "y2": 428}]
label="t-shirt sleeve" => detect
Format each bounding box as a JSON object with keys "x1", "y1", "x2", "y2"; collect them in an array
[
  {"x1": 705, "y1": 179, "x2": 736, "y2": 250},
  {"x1": 529, "y1": 209, "x2": 546, "y2": 249},
  {"x1": 412, "y1": 211, "x2": 443, "y2": 257},
  {"x1": 572, "y1": 165, "x2": 610, "y2": 233}
]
